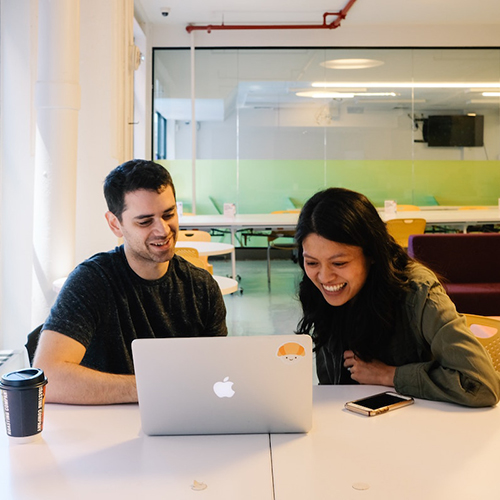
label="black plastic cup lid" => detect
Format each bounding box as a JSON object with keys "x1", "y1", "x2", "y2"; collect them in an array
[{"x1": 1, "y1": 368, "x2": 46, "y2": 387}]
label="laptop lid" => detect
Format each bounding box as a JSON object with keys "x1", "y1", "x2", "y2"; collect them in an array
[{"x1": 132, "y1": 335, "x2": 313, "y2": 436}]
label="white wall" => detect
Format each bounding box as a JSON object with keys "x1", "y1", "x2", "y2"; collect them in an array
[
  {"x1": 0, "y1": 0, "x2": 37, "y2": 350},
  {"x1": 0, "y1": 0, "x2": 135, "y2": 350},
  {"x1": 133, "y1": 18, "x2": 148, "y2": 159},
  {"x1": 75, "y1": 0, "x2": 133, "y2": 266}
]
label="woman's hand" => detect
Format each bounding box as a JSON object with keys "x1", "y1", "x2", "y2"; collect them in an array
[{"x1": 343, "y1": 350, "x2": 396, "y2": 387}]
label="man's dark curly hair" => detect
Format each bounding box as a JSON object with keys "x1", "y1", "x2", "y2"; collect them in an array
[{"x1": 103, "y1": 159, "x2": 175, "y2": 221}]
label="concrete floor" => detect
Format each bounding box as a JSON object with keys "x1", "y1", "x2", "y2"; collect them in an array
[{"x1": 212, "y1": 258, "x2": 303, "y2": 338}]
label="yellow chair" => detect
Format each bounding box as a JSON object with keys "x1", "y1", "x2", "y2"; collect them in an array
[
  {"x1": 178, "y1": 230, "x2": 212, "y2": 242},
  {"x1": 177, "y1": 230, "x2": 213, "y2": 273},
  {"x1": 464, "y1": 314, "x2": 500, "y2": 371},
  {"x1": 267, "y1": 210, "x2": 299, "y2": 286},
  {"x1": 175, "y1": 247, "x2": 213, "y2": 275},
  {"x1": 397, "y1": 205, "x2": 421, "y2": 211},
  {"x1": 386, "y1": 218, "x2": 427, "y2": 248}
]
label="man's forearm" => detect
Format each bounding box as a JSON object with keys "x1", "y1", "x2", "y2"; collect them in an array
[{"x1": 43, "y1": 362, "x2": 138, "y2": 405}]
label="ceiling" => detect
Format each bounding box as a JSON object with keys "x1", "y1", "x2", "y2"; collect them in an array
[
  {"x1": 135, "y1": 0, "x2": 500, "y2": 28},
  {"x1": 144, "y1": 1, "x2": 500, "y2": 117}
]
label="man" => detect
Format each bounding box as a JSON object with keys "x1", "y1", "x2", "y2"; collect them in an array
[{"x1": 33, "y1": 160, "x2": 227, "y2": 404}]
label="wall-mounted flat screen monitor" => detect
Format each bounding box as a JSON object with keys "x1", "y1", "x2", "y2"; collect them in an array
[{"x1": 424, "y1": 115, "x2": 484, "y2": 147}]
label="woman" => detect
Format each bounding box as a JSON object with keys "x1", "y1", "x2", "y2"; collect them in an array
[{"x1": 295, "y1": 187, "x2": 500, "y2": 407}]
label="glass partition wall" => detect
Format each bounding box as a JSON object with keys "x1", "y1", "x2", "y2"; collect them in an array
[{"x1": 153, "y1": 47, "x2": 500, "y2": 220}]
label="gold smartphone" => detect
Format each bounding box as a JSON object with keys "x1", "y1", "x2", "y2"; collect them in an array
[{"x1": 345, "y1": 391, "x2": 414, "y2": 416}]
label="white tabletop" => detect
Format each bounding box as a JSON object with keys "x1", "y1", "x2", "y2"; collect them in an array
[
  {"x1": 381, "y1": 208, "x2": 500, "y2": 226},
  {"x1": 179, "y1": 213, "x2": 298, "y2": 230},
  {"x1": 272, "y1": 385, "x2": 500, "y2": 499},
  {"x1": 0, "y1": 404, "x2": 273, "y2": 500},
  {"x1": 2, "y1": 386, "x2": 499, "y2": 499},
  {"x1": 175, "y1": 241, "x2": 234, "y2": 256},
  {"x1": 53, "y1": 269, "x2": 239, "y2": 296},
  {"x1": 180, "y1": 209, "x2": 500, "y2": 234},
  {"x1": 213, "y1": 275, "x2": 239, "y2": 295}
]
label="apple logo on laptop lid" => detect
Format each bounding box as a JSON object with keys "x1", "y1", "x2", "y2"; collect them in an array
[{"x1": 213, "y1": 376, "x2": 235, "y2": 398}]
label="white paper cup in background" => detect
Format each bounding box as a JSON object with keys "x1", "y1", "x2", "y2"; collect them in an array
[
  {"x1": 224, "y1": 203, "x2": 236, "y2": 217},
  {"x1": 384, "y1": 200, "x2": 397, "y2": 215},
  {"x1": 176, "y1": 202, "x2": 183, "y2": 217}
]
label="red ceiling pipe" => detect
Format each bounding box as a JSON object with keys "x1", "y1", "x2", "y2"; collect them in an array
[{"x1": 186, "y1": 0, "x2": 358, "y2": 34}]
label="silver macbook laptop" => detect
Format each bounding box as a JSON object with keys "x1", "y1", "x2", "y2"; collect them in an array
[{"x1": 132, "y1": 335, "x2": 313, "y2": 436}]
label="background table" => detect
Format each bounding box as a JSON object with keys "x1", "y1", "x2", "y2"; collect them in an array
[
  {"x1": 213, "y1": 275, "x2": 239, "y2": 295},
  {"x1": 176, "y1": 241, "x2": 236, "y2": 278},
  {"x1": 179, "y1": 213, "x2": 298, "y2": 233},
  {"x1": 181, "y1": 209, "x2": 500, "y2": 236},
  {"x1": 53, "y1": 269, "x2": 239, "y2": 297},
  {"x1": 380, "y1": 208, "x2": 500, "y2": 232},
  {"x1": 179, "y1": 213, "x2": 300, "y2": 280},
  {"x1": 175, "y1": 241, "x2": 234, "y2": 256}
]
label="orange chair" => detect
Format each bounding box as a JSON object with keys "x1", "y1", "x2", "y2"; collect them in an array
[
  {"x1": 397, "y1": 205, "x2": 420, "y2": 211},
  {"x1": 386, "y1": 218, "x2": 427, "y2": 248},
  {"x1": 177, "y1": 230, "x2": 213, "y2": 273},
  {"x1": 178, "y1": 230, "x2": 211, "y2": 242},
  {"x1": 464, "y1": 314, "x2": 500, "y2": 371},
  {"x1": 175, "y1": 247, "x2": 213, "y2": 275}
]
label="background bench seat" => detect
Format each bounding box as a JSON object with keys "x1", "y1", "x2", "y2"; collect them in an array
[{"x1": 408, "y1": 233, "x2": 500, "y2": 316}]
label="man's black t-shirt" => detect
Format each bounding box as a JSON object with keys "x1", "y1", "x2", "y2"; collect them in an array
[{"x1": 43, "y1": 246, "x2": 227, "y2": 374}]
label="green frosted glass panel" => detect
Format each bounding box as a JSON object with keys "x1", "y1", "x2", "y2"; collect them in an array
[{"x1": 161, "y1": 159, "x2": 500, "y2": 214}]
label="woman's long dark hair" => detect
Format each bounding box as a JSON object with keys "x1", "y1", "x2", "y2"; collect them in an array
[{"x1": 295, "y1": 188, "x2": 413, "y2": 361}]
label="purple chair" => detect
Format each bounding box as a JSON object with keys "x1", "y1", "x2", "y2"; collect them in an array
[{"x1": 408, "y1": 233, "x2": 500, "y2": 316}]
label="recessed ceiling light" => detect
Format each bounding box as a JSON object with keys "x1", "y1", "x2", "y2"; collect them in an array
[
  {"x1": 466, "y1": 88, "x2": 500, "y2": 93},
  {"x1": 360, "y1": 99, "x2": 426, "y2": 103},
  {"x1": 296, "y1": 91, "x2": 355, "y2": 98},
  {"x1": 312, "y1": 82, "x2": 500, "y2": 89},
  {"x1": 320, "y1": 59, "x2": 385, "y2": 70},
  {"x1": 295, "y1": 91, "x2": 397, "y2": 99},
  {"x1": 467, "y1": 99, "x2": 500, "y2": 104},
  {"x1": 357, "y1": 92, "x2": 397, "y2": 97}
]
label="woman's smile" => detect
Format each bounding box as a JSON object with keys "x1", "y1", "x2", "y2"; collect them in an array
[{"x1": 322, "y1": 282, "x2": 347, "y2": 293}]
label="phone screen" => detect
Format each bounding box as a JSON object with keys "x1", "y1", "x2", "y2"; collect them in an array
[{"x1": 354, "y1": 392, "x2": 409, "y2": 410}]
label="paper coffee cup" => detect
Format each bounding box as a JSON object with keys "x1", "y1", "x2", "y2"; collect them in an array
[
  {"x1": 384, "y1": 200, "x2": 397, "y2": 215},
  {"x1": 224, "y1": 203, "x2": 236, "y2": 217},
  {"x1": 0, "y1": 368, "x2": 47, "y2": 441},
  {"x1": 176, "y1": 201, "x2": 183, "y2": 217}
]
